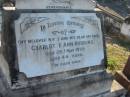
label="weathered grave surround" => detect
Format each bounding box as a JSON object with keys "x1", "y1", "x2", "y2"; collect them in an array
[{"x1": 1, "y1": 0, "x2": 113, "y2": 97}]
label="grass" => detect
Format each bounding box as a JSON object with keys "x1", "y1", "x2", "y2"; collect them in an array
[
  {"x1": 106, "y1": 33, "x2": 130, "y2": 72},
  {"x1": 107, "y1": 44, "x2": 130, "y2": 71}
]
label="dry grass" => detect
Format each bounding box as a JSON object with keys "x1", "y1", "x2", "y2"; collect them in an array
[
  {"x1": 106, "y1": 32, "x2": 130, "y2": 71},
  {"x1": 107, "y1": 43, "x2": 130, "y2": 71}
]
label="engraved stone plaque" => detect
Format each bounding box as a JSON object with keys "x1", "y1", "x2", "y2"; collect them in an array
[
  {"x1": 15, "y1": 13, "x2": 104, "y2": 77},
  {"x1": 15, "y1": 0, "x2": 96, "y2": 10}
]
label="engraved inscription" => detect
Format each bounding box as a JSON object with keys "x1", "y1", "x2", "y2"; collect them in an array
[{"x1": 15, "y1": 13, "x2": 104, "y2": 77}]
